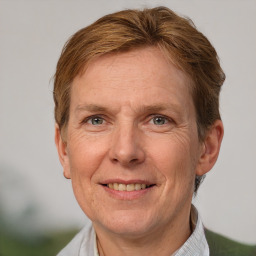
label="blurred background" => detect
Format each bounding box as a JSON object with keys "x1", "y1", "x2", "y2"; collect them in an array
[{"x1": 0, "y1": 0, "x2": 255, "y2": 255}]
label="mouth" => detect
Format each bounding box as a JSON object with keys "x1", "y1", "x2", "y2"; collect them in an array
[{"x1": 102, "y1": 183, "x2": 155, "y2": 192}]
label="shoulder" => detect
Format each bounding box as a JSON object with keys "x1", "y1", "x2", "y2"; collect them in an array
[
  {"x1": 57, "y1": 221, "x2": 95, "y2": 256},
  {"x1": 205, "y1": 229, "x2": 256, "y2": 256}
]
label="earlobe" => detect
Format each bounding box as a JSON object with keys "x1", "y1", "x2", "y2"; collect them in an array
[
  {"x1": 196, "y1": 120, "x2": 224, "y2": 176},
  {"x1": 55, "y1": 124, "x2": 71, "y2": 179}
]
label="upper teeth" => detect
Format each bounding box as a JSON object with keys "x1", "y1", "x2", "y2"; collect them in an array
[{"x1": 108, "y1": 183, "x2": 148, "y2": 191}]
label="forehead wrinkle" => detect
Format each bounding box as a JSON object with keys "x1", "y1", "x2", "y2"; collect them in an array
[
  {"x1": 75, "y1": 102, "x2": 183, "y2": 117},
  {"x1": 135, "y1": 103, "x2": 180, "y2": 114},
  {"x1": 75, "y1": 104, "x2": 108, "y2": 113}
]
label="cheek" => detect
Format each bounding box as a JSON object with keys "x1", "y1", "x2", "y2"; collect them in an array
[
  {"x1": 148, "y1": 135, "x2": 197, "y2": 192},
  {"x1": 66, "y1": 134, "x2": 109, "y2": 214},
  {"x1": 67, "y1": 147, "x2": 100, "y2": 220},
  {"x1": 67, "y1": 131, "x2": 109, "y2": 177}
]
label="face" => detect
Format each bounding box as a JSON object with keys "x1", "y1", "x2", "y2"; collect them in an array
[{"x1": 57, "y1": 47, "x2": 207, "y2": 238}]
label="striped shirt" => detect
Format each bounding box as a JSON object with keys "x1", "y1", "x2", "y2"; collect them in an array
[{"x1": 57, "y1": 205, "x2": 209, "y2": 256}]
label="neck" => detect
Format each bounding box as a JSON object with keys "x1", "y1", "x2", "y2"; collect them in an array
[{"x1": 93, "y1": 206, "x2": 192, "y2": 256}]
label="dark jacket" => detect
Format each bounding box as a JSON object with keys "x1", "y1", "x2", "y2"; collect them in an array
[{"x1": 205, "y1": 229, "x2": 256, "y2": 256}]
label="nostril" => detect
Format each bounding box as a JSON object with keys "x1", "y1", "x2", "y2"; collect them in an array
[{"x1": 111, "y1": 158, "x2": 138, "y2": 164}]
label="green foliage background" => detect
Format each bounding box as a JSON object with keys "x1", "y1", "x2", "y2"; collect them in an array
[{"x1": 0, "y1": 229, "x2": 77, "y2": 256}]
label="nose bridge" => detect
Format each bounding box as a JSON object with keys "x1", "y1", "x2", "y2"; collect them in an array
[{"x1": 109, "y1": 120, "x2": 145, "y2": 165}]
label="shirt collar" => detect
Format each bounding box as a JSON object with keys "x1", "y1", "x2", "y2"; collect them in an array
[
  {"x1": 94, "y1": 205, "x2": 209, "y2": 256},
  {"x1": 94, "y1": 230, "x2": 99, "y2": 256},
  {"x1": 173, "y1": 205, "x2": 209, "y2": 256}
]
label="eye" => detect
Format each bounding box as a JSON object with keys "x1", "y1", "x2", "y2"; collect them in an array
[
  {"x1": 151, "y1": 116, "x2": 169, "y2": 125},
  {"x1": 87, "y1": 116, "x2": 105, "y2": 125}
]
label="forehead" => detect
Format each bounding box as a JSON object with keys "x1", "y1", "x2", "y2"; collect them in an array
[
  {"x1": 71, "y1": 46, "x2": 194, "y2": 114},
  {"x1": 80, "y1": 47, "x2": 189, "y2": 87}
]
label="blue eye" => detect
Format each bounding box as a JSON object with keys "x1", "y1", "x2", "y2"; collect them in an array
[
  {"x1": 152, "y1": 116, "x2": 168, "y2": 125},
  {"x1": 89, "y1": 117, "x2": 104, "y2": 125}
]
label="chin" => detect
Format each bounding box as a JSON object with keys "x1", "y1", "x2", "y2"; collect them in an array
[{"x1": 93, "y1": 210, "x2": 158, "y2": 237}]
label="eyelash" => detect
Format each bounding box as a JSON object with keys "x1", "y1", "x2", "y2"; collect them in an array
[
  {"x1": 82, "y1": 115, "x2": 106, "y2": 125},
  {"x1": 149, "y1": 115, "x2": 171, "y2": 126},
  {"x1": 82, "y1": 115, "x2": 171, "y2": 126},
  {"x1": 82, "y1": 114, "x2": 172, "y2": 126}
]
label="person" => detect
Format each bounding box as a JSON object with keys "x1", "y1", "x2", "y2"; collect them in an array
[{"x1": 53, "y1": 6, "x2": 256, "y2": 256}]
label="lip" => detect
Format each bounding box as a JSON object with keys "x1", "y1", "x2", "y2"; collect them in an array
[
  {"x1": 102, "y1": 185, "x2": 155, "y2": 200},
  {"x1": 99, "y1": 179, "x2": 156, "y2": 200},
  {"x1": 100, "y1": 179, "x2": 153, "y2": 185}
]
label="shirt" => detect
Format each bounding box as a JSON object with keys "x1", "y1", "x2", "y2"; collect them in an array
[
  {"x1": 173, "y1": 205, "x2": 209, "y2": 256},
  {"x1": 57, "y1": 206, "x2": 209, "y2": 256}
]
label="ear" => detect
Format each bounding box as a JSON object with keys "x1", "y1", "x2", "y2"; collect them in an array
[
  {"x1": 55, "y1": 124, "x2": 71, "y2": 179},
  {"x1": 196, "y1": 120, "x2": 224, "y2": 176}
]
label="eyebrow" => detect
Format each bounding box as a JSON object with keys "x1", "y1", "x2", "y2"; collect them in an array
[
  {"x1": 75, "y1": 104, "x2": 108, "y2": 113},
  {"x1": 75, "y1": 103, "x2": 180, "y2": 114},
  {"x1": 137, "y1": 105, "x2": 169, "y2": 113}
]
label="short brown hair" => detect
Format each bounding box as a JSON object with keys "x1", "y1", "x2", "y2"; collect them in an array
[{"x1": 53, "y1": 6, "x2": 225, "y2": 192}]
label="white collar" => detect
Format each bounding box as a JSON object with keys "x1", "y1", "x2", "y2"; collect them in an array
[
  {"x1": 57, "y1": 205, "x2": 209, "y2": 256},
  {"x1": 173, "y1": 205, "x2": 209, "y2": 256},
  {"x1": 94, "y1": 205, "x2": 209, "y2": 256}
]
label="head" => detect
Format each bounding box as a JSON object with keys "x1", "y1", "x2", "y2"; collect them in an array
[
  {"x1": 54, "y1": 6, "x2": 224, "y2": 238},
  {"x1": 54, "y1": 7, "x2": 225, "y2": 194}
]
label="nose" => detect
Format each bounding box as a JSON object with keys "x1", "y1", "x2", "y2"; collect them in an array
[{"x1": 109, "y1": 123, "x2": 145, "y2": 166}]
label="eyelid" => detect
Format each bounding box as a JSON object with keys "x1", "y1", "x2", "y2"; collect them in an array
[
  {"x1": 148, "y1": 114, "x2": 173, "y2": 123},
  {"x1": 81, "y1": 114, "x2": 106, "y2": 124},
  {"x1": 80, "y1": 114, "x2": 174, "y2": 125}
]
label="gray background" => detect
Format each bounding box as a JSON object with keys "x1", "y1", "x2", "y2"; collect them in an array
[{"x1": 0, "y1": 0, "x2": 255, "y2": 243}]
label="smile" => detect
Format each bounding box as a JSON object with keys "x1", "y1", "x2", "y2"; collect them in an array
[{"x1": 105, "y1": 183, "x2": 154, "y2": 191}]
